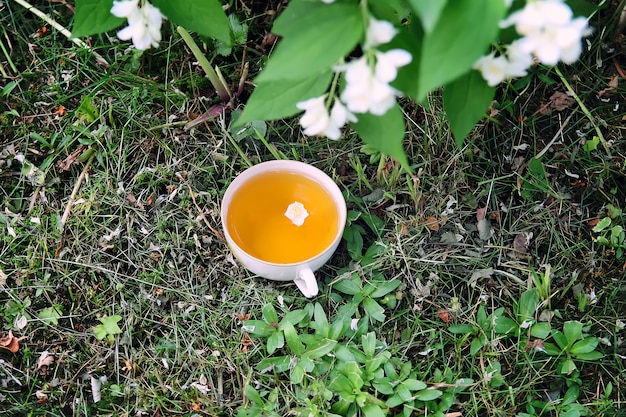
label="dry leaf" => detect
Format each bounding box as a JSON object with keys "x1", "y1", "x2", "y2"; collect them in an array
[
  {"x1": 0, "y1": 330, "x2": 22, "y2": 353},
  {"x1": 425, "y1": 216, "x2": 440, "y2": 232},
  {"x1": 476, "y1": 206, "x2": 488, "y2": 221},
  {"x1": 37, "y1": 350, "x2": 54, "y2": 369},
  {"x1": 513, "y1": 232, "x2": 533, "y2": 255},
  {"x1": 437, "y1": 309, "x2": 454, "y2": 324},
  {"x1": 597, "y1": 75, "x2": 618, "y2": 97},
  {"x1": 534, "y1": 91, "x2": 575, "y2": 115},
  {"x1": 58, "y1": 145, "x2": 86, "y2": 172}
]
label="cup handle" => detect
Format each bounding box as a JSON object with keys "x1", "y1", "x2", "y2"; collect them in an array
[{"x1": 294, "y1": 268, "x2": 319, "y2": 298}]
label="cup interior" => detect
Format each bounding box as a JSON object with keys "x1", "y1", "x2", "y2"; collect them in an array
[{"x1": 221, "y1": 161, "x2": 346, "y2": 266}]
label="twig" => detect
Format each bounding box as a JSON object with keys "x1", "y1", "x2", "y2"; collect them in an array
[
  {"x1": 535, "y1": 110, "x2": 575, "y2": 159},
  {"x1": 175, "y1": 172, "x2": 224, "y2": 241},
  {"x1": 12, "y1": 0, "x2": 109, "y2": 67},
  {"x1": 61, "y1": 152, "x2": 95, "y2": 226}
]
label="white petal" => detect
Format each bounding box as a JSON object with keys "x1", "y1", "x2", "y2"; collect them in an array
[
  {"x1": 284, "y1": 202, "x2": 309, "y2": 226},
  {"x1": 375, "y1": 49, "x2": 412, "y2": 82},
  {"x1": 110, "y1": 0, "x2": 139, "y2": 18},
  {"x1": 365, "y1": 17, "x2": 398, "y2": 48},
  {"x1": 116, "y1": 24, "x2": 136, "y2": 41}
]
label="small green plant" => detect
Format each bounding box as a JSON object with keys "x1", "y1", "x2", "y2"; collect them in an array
[
  {"x1": 542, "y1": 320, "x2": 603, "y2": 376},
  {"x1": 495, "y1": 289, "x2": 552, "y2": 341},
  {"x1": 448, "y1": 304, "x2": 507, "y2": 356},
  {"x1": 93, "y1": 315, "x2": 123, "y2": 342},
  {"x1": 592, "y1": 204, "x2": 625, "y2": 259}
]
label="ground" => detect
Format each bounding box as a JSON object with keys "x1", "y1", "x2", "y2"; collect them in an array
[{"x1": 0, "y1": 1, "x2": 625, "y2": 416}]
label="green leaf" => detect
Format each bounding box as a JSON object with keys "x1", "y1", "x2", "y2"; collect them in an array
[
  {"x1": 470, "y1": 336, "x2": 486, "y2": 356},
  {"x1": 558, "y1": 358, "x2": 577, "y2": 375},
  {"x1": 562, "y1": 385, "x2": 580, "y2": 406},
  {"x1": 290, "y1": 362, "x2": 305, "y2": 384},
  {"x1": 362, "y1": 403, "x2": 386, "y2": 417},
  {"x1": 414, "y1": 389, "x2": 443, "y2": 401},
  {"x1": 257, "y1": 356, "x2": 291, "y2": 373},
  {"x1": 570, "y1": 337, "x2": 599, "y2": 355},
  {"x1": 72, "y1": 0, "x2": 124, "y2": 38},
  {"x1": 281, "y1": 309, "x2": 308, "y2": 326},
  {"x1": 282, "y1": 321, "x2": 305, "y2": 356},
  {"x1": 517, "y1": 289, "x2": 539, "y2": 323},
  {"x1": 583, "y1": 136, "x2": 600, "y2": 152},
  {"x1": 256, "y1": 3, "x2": 363, "y2": 82},
  {"x1": 153, "y1": 0, "x2": 230, "y2": 43},
  {"x1": 495, "y1": 316, "x2": 519, "y2": 335},
  {"x1": 361, "y1": 332, "x2": 377, "y2": 357},
  {"x1": 343, "y1": 361, "x2": 364, "y2": 391},
  {"x1": 563, "y1": 321, "x2": 583, "y2": 345},
  {"x1": 552, "y1": 331, "x2": 569, "y2": 352},
  {"x1": 363, "y1": 298, "x2": 386, "y2": 323},
  {"x1": 235, "y1": 71, "x2": 333, "y2": 126},
  {"x1": 592, "y1": 217, "x2": 612, "y2": 233},
  {"x1": 417, "y1": 0, "x2": 505, "y2": 100},
  {"x1": 93, "y1": 315, "x2": 122, "y2": 341},
  {"x1": 403, "y1": 379, "x2": 427, "y2": 391},
  {"x1": 267, "y1": 331, "x2": 284, "y2": 354},
  {"x1": 262, "y1": 304, "x2": 279, "y2": 324},
  {"x1": 313, "y1": 303, "x2": 330, "y2": 337},
  {"x1": 352, "y1": 103, "x2": 409, "y2": 169},
  {"x1": 571, "y1": 350, "x2": 603, "y2": 360},
  {"x1": 305, "y1": 339, "x2": 337, "y2": 359},
  {"x1": 542, "y1": 341, "x2": 562, "y2": 356},
  {"x1": 443, "y1": 69, "x2": 496, "y2": 148},
  {"x1": 369, "y1": 279, "x2": 402, "y2": 298},
  {"x1": 243, "y1": 320, "x2": 272, "y2": 337},
  {"x1": 530, "y1": 322, "x2": 551, "y2": 339},
  {"x1": 409, "y1": 0, "x2": 448, "y2": 33},
  {"x1": 38, "y1": 306, "x2": 62, "y2": 326},
  {"x1": 333, "y1": 278, "x2": 362, "y2": 295},
  {"x1": 448, "y1": 324, "x2": 476, "y2": 335}
]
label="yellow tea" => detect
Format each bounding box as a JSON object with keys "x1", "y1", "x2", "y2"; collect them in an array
[{"x1": 226, "y1": 170, "x2": 339, "y2": 263}]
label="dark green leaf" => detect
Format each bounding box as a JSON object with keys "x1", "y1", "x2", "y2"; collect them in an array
[
  {"x1": 552, "y1": 331, "x2": 569, "y2": 351},
  {"x1": 417, "y1": 0, "x2": 505, "y2": 99},
  {"x1": 235, "y1": 71, "x2": 333, "y2": 126},
  {"x1": 283, "y1": 321, "x2": 305, "y2": 356},
  {"x1": 257, "y1": 356, "x2": 291, "y2": 373},
  {"x1": 256, "y1": 3, "x2": 363, "y2": 82},
  {"x1": 333, "y1": 278, "x2": 362, "y2": 295},
  {"x1": 563, "y1": 321, "x2": 583, "y2": 345},
  {"x1": 305, "y1": 339, "x2": 337, "y2": 359},
  {"x1": 443, "y1": 69, "x2": 496, "y2": 148},
  {"x1": 571, "y1": 350, "x2": 603, "y2": 360},
  {"x1": 267, "y1": 331, "x2": 284, "y2": 354},
  {"x1": 448, "y1": 324, "x2": 476, "y2": 335},
  {"x1": 153, "y1": 0, "x2": 230, "y2": 43},
  {"x1": 495, "y1": 316, "x2": 519, "y2": 335},
  {"x1": 470, "y1": 336, "x2": 486, "y2": 356},
  {"x1": 414, "y1": 389, "x2": 443, "y2": 401},
  {"x1": 313, "y1": 302, "x2": 330, "y2": 337},
  {"x1": 363, "y1": 298, "x2": 386, "y2": 322},
  {"x1": 262, "y1": 304, "x2": 279, "y2": 324},
  {"x1": 73, "y1": 0, "x2": 123, "y2": 38},
  {"x1": 369, "y1": 279, "x2": 402, "y2": 298},
  {"x1": 530, "y1": 322, "x2": 551, "y2": 339},
  {"x1": 352, "y1": 103, "x2": 409, "y2": 169},
  {"x1": 517, "y1": 289, "x2": 539, "y2": 323},
  {"x1": 281, "y1": 309, "x2": 308, "y2": 326}
]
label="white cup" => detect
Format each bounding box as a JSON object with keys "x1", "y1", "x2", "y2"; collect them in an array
[{"x1": 221, "y1": 160, "x2": 346, "y2": 298}]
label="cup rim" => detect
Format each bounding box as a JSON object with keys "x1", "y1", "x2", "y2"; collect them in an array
[{"x1": 221, "y1": 160, "x2": 347, "y2": 267}]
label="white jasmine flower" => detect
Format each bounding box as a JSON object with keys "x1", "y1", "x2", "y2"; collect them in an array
[
  {"x1": 500, "y1": 0, "x2": 590, "y2": 66},
  {"x1": 321, "y1": 0, "x2": 335, "y2": 3},
  {"x1": 284, "y1": 201, "x2": 309, "y2": 226},
  {"x1": 473, "y1": 53, "x2": 509, "y2": 86},
  {"x1": 506, "y1": 39, "x2": 534, "y2": 77},
  {"x1": 325, "y1": 100, "x2": 357, "y2": 139},
  {"x1": 297, "y1": 96, "x2": 331, "y2": 136},
  {"x1": 111, "y1": 0, "x2": 164, "y2": 50},
  {"x1": 374, "y1": 49, "x2": 413, "y2": 82},
  {"x1": 296, "y1": 96, "x2": 352, "y2": 139},
  {"x1": 339, "y1": 50, "x2": 410, "y2": 116},
  {"x1": 617, "y1": 320, "x2": 625, "y2": 330},
  {"x1": 365, "y1": 17, "x2": 398, "y2": 49}
]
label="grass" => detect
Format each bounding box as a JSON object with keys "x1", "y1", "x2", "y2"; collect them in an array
[{"x1": 1, "y1": 0, "x2": 625, "y2": 416}]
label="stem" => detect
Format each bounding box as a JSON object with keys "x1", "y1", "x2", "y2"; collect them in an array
[
  {"x1": 554, "y1": 66, "x2": 611, "y2": 156},
  {"x1": 12, "y1": 0, "x2": 109, "y2": 67},
  {"x1": 61, "y1": 151, "x2": 96, "y2": 227},
  {"x1": 176, "y1": 26, "x2": 231, "y2": 102}
]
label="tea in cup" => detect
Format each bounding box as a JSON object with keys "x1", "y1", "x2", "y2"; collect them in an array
[{"x1": 221, "y1": 160, "x2": 347, "y2": 297}]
